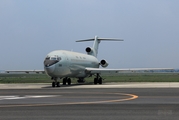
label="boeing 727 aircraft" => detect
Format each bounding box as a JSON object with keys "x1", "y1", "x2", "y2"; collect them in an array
[
  {"x1": 43, "y1": 36, "x2": 124, "y2": 87},
  {"x1": 6, "y1": 36, "x2": 173, "y2": 87}
]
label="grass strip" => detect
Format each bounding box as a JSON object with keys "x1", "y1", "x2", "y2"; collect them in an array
[{"x1": 0, "y1": 73, "x2": 178, "y2": 83}]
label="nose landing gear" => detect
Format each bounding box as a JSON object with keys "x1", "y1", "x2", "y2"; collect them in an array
[
  {"x1": 51, "y1": 77, "x2": 72, "y2": 87},
  {"x1": 51, "y1": 77, "x2": 60, "y2": 87}
]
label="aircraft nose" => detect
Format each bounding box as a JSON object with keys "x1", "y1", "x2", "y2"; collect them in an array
[
  {"x1": 44, "y1": 65, "x2": 55, "y2": 74},
  {"x1": 44, "y1": 59, "x2": 58, "y2": 74},
  {"x1": 44, "y1": 59, "x2": 58, "y2": 67}
]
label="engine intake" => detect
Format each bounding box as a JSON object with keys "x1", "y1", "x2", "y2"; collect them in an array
[
  {"x1": 85, "y1": 47, "x2": 95, "y2": 56},
  {"x1": 86, "y1": 47, "x2": 92, "y2": 53},
  {"x1": 100, "y1": 59, "x2": 109, "y2": 68}
]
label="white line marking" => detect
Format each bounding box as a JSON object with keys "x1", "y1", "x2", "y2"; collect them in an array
[{"x1": 0, "y1": 95, "x2": 59, "y2": 100}]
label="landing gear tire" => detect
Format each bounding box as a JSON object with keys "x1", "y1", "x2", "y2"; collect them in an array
[
  {"x1": 63, "y1": 78, "x2": 71, "y2": 85},
  {"x1": 63, "y1": 78, "x2": 67, "y2": 85},
  {"x1": 67, "y1": 78, "x2": 71, "y2": 85},
  {"x1": 94, "y1": 73, "x2": 103, "y2": 85},
  {"x1": 94, "y1": 78, "x2": 97, "y2": 84},
  {"x1": 98, "y1": 78, "x2": 102, "y2": 84},
  {"x1": 52, "y1": 82, "x2": 55, "y2": 87},
  {"x1": 56, "y1": 82, "x2": 60, "y2": 87},
  {"x1": 51, "y1": 77, "x2": 60, "y2": 87}
]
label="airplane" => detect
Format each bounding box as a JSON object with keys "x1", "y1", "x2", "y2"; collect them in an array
[{"x1": 6, "y1": 36, "x2": 173, "y2": 87}]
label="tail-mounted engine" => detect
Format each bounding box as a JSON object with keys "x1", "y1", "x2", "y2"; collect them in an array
[
  {"x1": 100, "y1": 59, "x2": 109, "y2": 68},
  {"x1": 85, "y1": 47, "x2": 95, "y2": 55}
]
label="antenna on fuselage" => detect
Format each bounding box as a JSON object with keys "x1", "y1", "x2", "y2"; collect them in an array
[{"x1": 76, "y1": 36, "x2": 123, "y2": 57}]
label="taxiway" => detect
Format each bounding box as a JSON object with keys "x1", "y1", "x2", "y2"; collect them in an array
[{"x1": 0, "y1": 83, "x2": 178, "y2": 120}]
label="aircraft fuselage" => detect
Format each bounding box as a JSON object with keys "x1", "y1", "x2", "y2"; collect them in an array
[{"x1": 44, "y1": 50, "x2": 99, "y2": 78}]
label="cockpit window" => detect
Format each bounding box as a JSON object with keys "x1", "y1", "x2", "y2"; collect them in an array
[
  {"x1": 50, "y1": 57, "x2": 57, "y2": 60},
  {"x1": 49, "y1": 56, "x2": 61, "y2": 61},
  {"x1": 44, "y1": 56, "x2": 61, "y2": 67},
  {"x1": 45, "y1": 57, "x2": 50, "y2": 60}
]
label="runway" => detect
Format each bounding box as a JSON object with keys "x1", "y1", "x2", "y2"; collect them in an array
[{"x1": 0, "y1": 83, "x2": 179, "y2": 120}]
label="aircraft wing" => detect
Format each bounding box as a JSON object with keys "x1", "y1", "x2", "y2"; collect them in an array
[
  {"x1": 85, "y1": 68, "x2": 174, "y2": 74},
  {"x1": 6, "y1": 70, "x2": 45, "y2": 74}
]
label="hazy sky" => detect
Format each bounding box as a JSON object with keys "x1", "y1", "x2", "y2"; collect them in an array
[{"x1": 0, "y1": 0, "x2": 179, "y2": 70}]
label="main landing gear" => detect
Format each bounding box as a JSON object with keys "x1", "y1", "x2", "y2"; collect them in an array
[
  {"x1": 94, "y1": 73, "x2": 103, "y2": 85},
  {"x1": 51, "y1": 77, "x2": 60, "y2": 87}
]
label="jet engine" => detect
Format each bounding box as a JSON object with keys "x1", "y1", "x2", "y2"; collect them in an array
[
  {"x1": 100, "y1": 59, "x2": 109, "y2": 68},
  {"x1": 85, "y1": 47, "x2": 94, "y2": 55}
]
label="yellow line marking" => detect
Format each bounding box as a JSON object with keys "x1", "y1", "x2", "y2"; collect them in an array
[{"x1": 0, "y1": 93, "x2": 138, "y2": 108}]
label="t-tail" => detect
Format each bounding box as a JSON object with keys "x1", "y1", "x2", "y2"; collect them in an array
[{"x1": 76, "y1": 36, "x2": 123, "y2": 57}]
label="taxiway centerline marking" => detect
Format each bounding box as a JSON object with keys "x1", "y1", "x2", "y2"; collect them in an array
[{"x1": 0, "y1": 93, "x2": 138, "y2": 108}]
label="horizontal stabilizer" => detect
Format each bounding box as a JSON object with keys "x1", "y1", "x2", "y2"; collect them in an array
[
  {"x1": 76, "y1": 38, "x2": 123, "y2": 42},
  {"x1": 76, "y1": 36, "x2": 123, "y2": 57},
  {"x1": 76, "y1": 39, "x2": 94, "y2": 42}
]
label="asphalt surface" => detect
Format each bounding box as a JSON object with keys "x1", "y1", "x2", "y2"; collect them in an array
[{"x1": 0, "y1": 83, "x2": 179, "y2": 120}]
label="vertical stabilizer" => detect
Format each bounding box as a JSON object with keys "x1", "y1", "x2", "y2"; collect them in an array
[
  {"x1": 76, "y1": 36, "x2": 123, "y2": 57},
  {"x1": 92, "y1": 36, "x2": 100, "y2": 57}
]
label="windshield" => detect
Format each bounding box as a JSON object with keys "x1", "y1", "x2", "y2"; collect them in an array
[
  {"x1": 44, "y1": 56, "x2": 61, "y2": 67},
  {"x1": 50, "y1": 57, "x2": 57, "y2": 60},
  {"x1": 45, "y1": 55, "x2": 61, "y2": 61},
  {"x1": 45, "y1": 57, "x2": 50, "y2": 60},
  {"x1": 50, "y1": 56, "x2": 61, "y2": 61}
]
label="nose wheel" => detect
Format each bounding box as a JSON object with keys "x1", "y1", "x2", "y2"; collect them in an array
[{"x1": 51, "y1": 77, "x2": 60, "y2": 87}]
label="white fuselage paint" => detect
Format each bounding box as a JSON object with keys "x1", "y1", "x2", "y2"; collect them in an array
[{"x1": 44, "y1": 50, "x2": 99, "y2": 78}]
